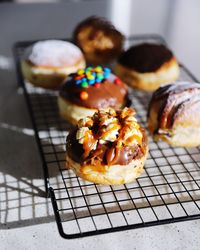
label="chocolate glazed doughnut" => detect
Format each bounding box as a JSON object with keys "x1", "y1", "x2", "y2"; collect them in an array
[
  {"x1": 114, "y1": 43, "x2": 180, "y2": 91},
  {"x1": 60, "y1": 75, "x2": 128, "y2": 109},
  {"x1": 148, "y1": 82, "x2": 200, "y2": 147},
  {"x1": 73, "y1": 16, "x2": 124, "y2": 64},
  {"x1": 66, "y1": 108, "x2": 148, "y2": 185},
  {"x1": 58, "y1": 66, "x2": 129, "y2": 125}
]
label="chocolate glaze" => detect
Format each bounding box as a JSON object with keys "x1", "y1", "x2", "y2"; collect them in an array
[
  {"x1": 60, "y1": 74, "x2": 128, "y2": 109},
  {"x1": 73, "y1": 16, "x2": 124, "y2": 57},
  {"x1": 66, "y1": 128, "x2": 147, "y2": 167},
  {"x1": 148, "y1": 82, "x2": 200, "y2": 133},
  {"x1": 74, "y1": 16, "x2": 123, "y2": 38},
  {"x1": 66, "y1": 129, "x2": 84, "y2": 163},
  {"x1": 118, "y1": 43, "x2": 174, "y2": 73}
]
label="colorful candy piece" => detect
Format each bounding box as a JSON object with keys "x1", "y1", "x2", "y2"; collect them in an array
[
  {"x1": 77, "y1": 69, "x2": 84, "y2": 75},
  {"x1": 74, "y1": 66, "x2": 112, "y2": 93},
  {"x1": 85, "y1": 66, "x2": 92, "y2": 72},
  {"x1": 104, "y1": 67, "x2": 111, "y2": 73},
  {"x1": 81, "y1": 82, "x2": 88, "y2": 88},
  {"x1": 97, "y1": 73, "x2": 104, "y2": 79},
  {"x1": 95, "y1": 66, "x2": 103, "y2": 72},
  {"x1": 88, "y1": 79, "x2": 95, "y2": 85},
  {"x1": 96, "y1": 78, "x2": 102, "y2": 83},
  {"x1": 94, "y1": 83, "x2": 101, "y2": 87},
  {"x1": 104, "y1": 72, "x2": 110, "y2": 79},
  {"x1": 80, "y1": 91, "x2": 88, "y2": 100},
  {"x1": 76, "y1": 79, "x2": 82, "y2": 85},
  {"x1": 114, "y1": 78, "x2": 121, "y2": 85},
  {"x1": 86, "y1": 72, "x2": 92, "y2": 77},
  {"x1": 87, "y1": 75, "x2": 95, "y2": 80},
  {"x1": 75, "y1": 76, "x2": 82, "y2": 80},
  {"x1": 81, "y1": 77, "x2": 87, "y2": 82}
]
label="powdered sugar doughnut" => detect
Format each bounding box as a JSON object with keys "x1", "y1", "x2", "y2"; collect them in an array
[
  {"x1": 21, "y1": 40, "x2": 86, "y2": 89},
  {"x1": 28, "y1": 40, "x2": 84, "y2": 68}
]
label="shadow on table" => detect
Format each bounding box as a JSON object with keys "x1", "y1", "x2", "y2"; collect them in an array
[
  {"x1": 0, "y1": 83, "x2": 71, "y2": 229},
  {"x1": 0, "y1": 79, "x2": 75, "y2": 230},
  {"x1": 0, "y1": 121, "x2": 68, "y2": 229}
]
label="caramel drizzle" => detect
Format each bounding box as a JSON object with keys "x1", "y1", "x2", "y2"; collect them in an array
[
  {"x1": 82, "y1": 130, "x2": 97, "y2": 159},
  {"x1": 106, "y1": 144, "x2": 120, "y2": 165},
  {"x1": 153, "y1": 83, "x2": 200, "y2": 130}
]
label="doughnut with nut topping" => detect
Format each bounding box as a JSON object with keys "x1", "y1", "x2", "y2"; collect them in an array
[{"x1": 66, "y1": 107, "x2": 148, "y2": 185}]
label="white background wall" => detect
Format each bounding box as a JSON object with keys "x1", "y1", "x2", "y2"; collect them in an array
[
  {"x1": 110, "y1": 0, "x2": 200, "y2": 80},
  {"x1": 0, "y1": 0, "x2": 200, "y2": 79}
]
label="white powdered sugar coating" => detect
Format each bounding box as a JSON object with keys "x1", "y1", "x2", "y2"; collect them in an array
[{"x1": 28, "y1": 40, "x2": 84, "y2": 67}]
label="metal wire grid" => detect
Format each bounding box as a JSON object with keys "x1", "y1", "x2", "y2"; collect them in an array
[{"x1": 13, "y1": 35, "x2": 200, "y2": 239}]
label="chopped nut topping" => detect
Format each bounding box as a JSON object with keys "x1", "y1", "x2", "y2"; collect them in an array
[
  {"x1": 120, "y1": 107, "x2": 135, "y2": 119},
  {"x1": 108, "y1": 108, "x2": 117, "y2": 116},
  {"x1": 100, "y1": 123, "x2": 121, "y2": 142},
  {"x1": 76, "y1": 127, "x2": 90, "y2": 144},
  {"x1": 76, "y1": 107, "x2": 143, "y2": 165},
  {"x1": 78, "y1": 117, "x2": 93, "y2": 128}
]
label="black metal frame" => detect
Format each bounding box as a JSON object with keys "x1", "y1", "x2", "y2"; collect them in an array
[{"x1": 13, "y1": 35, "x2": 200, "y2": 239}]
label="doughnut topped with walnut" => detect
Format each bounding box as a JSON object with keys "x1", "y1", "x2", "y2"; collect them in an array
[
  {"x1": 66, "y1": 107, "x2": 148, "y2": 185},
  {"x1": 58, "y1": 66, "x2": 129, "y2": 124},
  {"x1": 73, "y1": 16, "x2": 124, "y2": 64}
]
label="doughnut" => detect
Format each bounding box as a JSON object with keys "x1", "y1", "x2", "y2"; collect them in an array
[
  {"x1": 73, "y1": 16, "x2": 124, "y2": 64},
  {"x1": 66, "y1": 107, "x2": 148, "y2": 185},
  {"x1": 21, "y1": 40, "x2": 86, "y2": 89},
  {"x1": 58, "y1": 66, "x2": 129, "y2": 125},
  {"x1": 148, "y1": 82, "x2": 200, "y2": 147},
  {"x1": 114, "y1": 43, "x2": 180, "y2": 91}
]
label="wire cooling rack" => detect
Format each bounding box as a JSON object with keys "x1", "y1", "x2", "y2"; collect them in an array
[{"x1": 13, "y1": 35, "x2": 200, "y2": 239}]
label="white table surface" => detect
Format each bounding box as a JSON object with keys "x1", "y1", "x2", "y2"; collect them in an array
[
  {"x1": 1, "y1": 220, "x2": 200, "y2": 250},
  {"x1": 1, "y1": 1, "x2": 200, "y2": 249}
]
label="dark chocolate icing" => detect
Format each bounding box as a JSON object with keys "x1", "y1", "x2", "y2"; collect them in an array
[
  {"x1": 74, "y1": 16, "x2": 123, "y2": 39},
  {"x1": 118, "y1": 43, "x2": 174, "y2": 73},
  {"x1": 73, "y1": 16, "x2": 124, "y2": 61},
  {"x1": 66, "y1": 127, "x2": 147, "y2": 167},
  {"x1": 60, "y1": 74, "x2": 128, "y2": 109}
]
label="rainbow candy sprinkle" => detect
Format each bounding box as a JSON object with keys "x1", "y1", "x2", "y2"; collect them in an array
[{"x1": 74, "y1": 66, "x2": 111, "y2": 88}]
